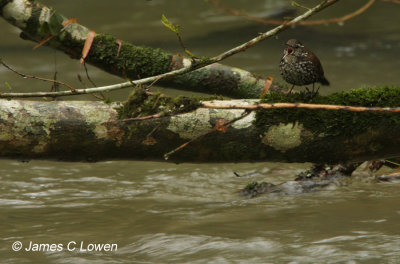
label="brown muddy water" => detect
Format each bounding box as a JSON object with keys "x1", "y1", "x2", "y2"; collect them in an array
[
  {"x1": 1, "y1": 160, "x2": 400, "y2": 263},
  {"x1": 1, "y1": 0, "x2": 400, "y2": 263}
]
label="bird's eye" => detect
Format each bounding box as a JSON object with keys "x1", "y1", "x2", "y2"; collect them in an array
[{"x1": 287, "y1": 47, "x2": 293, "y2": 54}]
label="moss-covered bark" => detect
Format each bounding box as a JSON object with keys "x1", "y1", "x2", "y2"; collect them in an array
[
  {"x1": 117, "y1": 87, "x2": 201, "y2": 120},
  {"x1": 255, "y1": 86, "x2": 400, "y2": 163},
  {"x1": 0, "y1": 0, "x2": 269, "y2": 98},
  {"x1": 86, "y1": 34, "x2": 172, "y2": 81},
  {"x1": 0, "y1": 86, "x2": 399, "y2": 162}
]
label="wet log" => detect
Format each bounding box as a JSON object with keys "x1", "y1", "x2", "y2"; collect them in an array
[
  {"x1": 0, "y1": 0, "x2": 270, "y2": 98},
  {"x1": 0, "y1": 97, "x2": 399, "y2": 162}
]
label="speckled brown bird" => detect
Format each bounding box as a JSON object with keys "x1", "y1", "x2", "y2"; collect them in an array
[{"x1": 279, "y1": 39, "x2": 329, "y2": 94}]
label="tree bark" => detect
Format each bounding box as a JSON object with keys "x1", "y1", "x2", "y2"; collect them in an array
[
  {"x1": 1, "y1": 99, "x2": 399, "y2": 162},
  {"x1": 0, "y1": 0, "x2": 271, "y2": 98}
]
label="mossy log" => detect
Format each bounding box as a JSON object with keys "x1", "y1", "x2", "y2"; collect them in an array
[
  {"x1": 0, "y1": 0, "x2": 269, "y2": 98},
  {"x1": 1, "y1": 86, "x2": 399, "y2": 162}
]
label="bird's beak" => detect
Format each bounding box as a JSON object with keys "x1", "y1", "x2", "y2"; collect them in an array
[{"x1": 283, "y1": 46, "x2": 293, "y2": 59}]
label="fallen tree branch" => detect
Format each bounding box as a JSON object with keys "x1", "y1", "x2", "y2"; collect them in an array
[{"x1": 0, "y1": 95, "x2": 399, "y2": 162}]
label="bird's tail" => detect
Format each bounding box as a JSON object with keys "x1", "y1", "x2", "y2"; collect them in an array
[{"x1": 320, "y1": 77, "x2": 330, "y2": 86}]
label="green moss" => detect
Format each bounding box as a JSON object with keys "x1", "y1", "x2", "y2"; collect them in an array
[
  {"x1": 90, "y1": 34, "x2": 172, "y2": 79},
  {"x1": 117, "y1": 87, "x2": 201, "y2": 119},
  {"x1": 255, "y1": 86, "x2": 400, "y2": 137}
]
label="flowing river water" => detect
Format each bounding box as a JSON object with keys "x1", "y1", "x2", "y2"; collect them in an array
[{"x1": 1, "y1": 0, "x2": 400, "y2": 263}]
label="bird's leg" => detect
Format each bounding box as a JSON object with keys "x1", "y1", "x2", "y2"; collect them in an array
[
  {"x1": 308, "y1": 83, "x2": 320, "y2": 98},
  {"x1": 287, "y1": 84, "x2": 295, "y2": 94}
]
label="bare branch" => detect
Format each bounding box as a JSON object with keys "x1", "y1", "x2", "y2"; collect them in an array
[
  {"x1": 0, "y1": 59, "x2": 76, "y2": 92},
  {"x1": 200, "y1": 102, "x2": 400, "y2": 113},
  {"x1": 208, "y1": 0, "x2": 375, "y2": 26}
]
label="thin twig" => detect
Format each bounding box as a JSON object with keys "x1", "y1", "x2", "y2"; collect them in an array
[
  {"x1": 0, "y1": 59, "x2": 76, "y2": 92},
  {"x1": 122, "y1": 100, "x2": 400, "y2": 124},
  {"x1": 146, "y1": 122, "x2": 163, "y2": 138},
  {"x1": 83, "y1": 62, "x2": 97, "y2": 88},
  {"x1": 122, "y1": 113, "x2": 163, "y2": 122},
  {"x1": 176, "y1": 32, "x2": 196, "y2": 59},
  {"x1": 291, "y1": 1, "x2": 311, "y2": 11},
  {"x1": 50, "y1": 71, "x2": 59, "y2": 92},
  {"x1": 0, "y1": 0, "x2": 339, "y2": 98},
  {"x1": 384, "y1": 159, "x2": 400, "y2": 167},
  {"x1": 141, "y1": 121, "x2": 164, "y2": 145},
  {"x1": 200, "y1": 102, "x2": 400, "y2": 113},
  {"x1": 164, "y1": 110, "x2": 252, "y2": 160},
  {"x1": 208, "y1": 0, "x2": 374, "y2": 26},
  {"x1": 121, "y1": 105, "x2": 199, "y2": 122},
  {"x1": 76, "y1": 72, "x2": 102, "y2": 100},
  {"x1": 82, "y1": 62, "x2": 106, "y2": 100}
]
